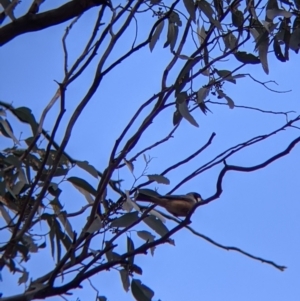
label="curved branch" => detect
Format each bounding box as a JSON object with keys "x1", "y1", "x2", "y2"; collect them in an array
[
  {"x1": 0, "y1": 0, "x2": 109, "y2": 46},
  {"x1": 186, "y1": 225, "x2": 286, "y2": 271},
  {"x1": 200, "y1": 135, "x2": 300, "y2": 206}
]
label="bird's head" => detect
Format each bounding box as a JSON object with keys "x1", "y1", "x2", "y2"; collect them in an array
[{"x1": 187, "y1": 192, "x2": 202, "y2": 203}]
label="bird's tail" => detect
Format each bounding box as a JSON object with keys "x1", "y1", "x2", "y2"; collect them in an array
[{"x1": 135, "y1": 192, "x2": 166, "y2": 207}]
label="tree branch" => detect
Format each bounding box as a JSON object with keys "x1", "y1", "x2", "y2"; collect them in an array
[{"x1": 0, "y1": 0, "x2": 109, "y2": 46}]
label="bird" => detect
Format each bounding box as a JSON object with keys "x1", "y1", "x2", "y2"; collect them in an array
[{"x1": 135, "y1": 191, "x2": 202, "y2": 217}]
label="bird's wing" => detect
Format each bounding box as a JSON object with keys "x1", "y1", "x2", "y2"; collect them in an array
[{"x1": 162, "y1": 194, "x2": 197, "y2": 204}]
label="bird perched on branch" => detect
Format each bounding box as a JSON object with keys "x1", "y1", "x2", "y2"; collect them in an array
[{"x1": 135, "y1": 190, "x2": 202, "y2": 217}]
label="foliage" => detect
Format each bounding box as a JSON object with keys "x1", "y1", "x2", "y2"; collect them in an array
[{"x1": 0, "y1": 0, "x2": 300, "y2": 300}]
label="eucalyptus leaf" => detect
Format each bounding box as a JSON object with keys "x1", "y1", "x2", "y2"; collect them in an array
[
  {"x1": 131, "y1": 264, "x2": 143, "y2": 275},
  {"x1": 176, "y1": 92, "x2": 199, "y2": 127},
  {"x1": 215, "y1": 69, "x2": 236, "y2": 84},
  {"x1": 12, "y1": 181, "x2": 26, "y2": 195},
  {"x1": 120, "y1": 269, "x2": 130, "y2": 292},
  {"x1": 67, "y1": 176, "x2": 97, "y2": 196},
  {"x1": 234, "y1": 51, "x2": 260, "y2": 64},
  {"x1": 147, "y1": 174, "x2": 170, "y2": 185},
  {"x1": 143, "y1": 215, "x2": 168, "y2": 237},
  {"x1": 0, "y1": 117, "x2": 19, "y2": 144},
  {"x1": 173, "y1": 109, "x2": 182, "y2": 126},
  {"x1": 197, "y1": 87, "x2": 209, "y2": 103},
  {"x1": 124, "y1": 158, "x2": 134, "y2": 174},
  {"x1": 290, "y1": 28, "x2": 300, "y2": 51},
  {"x1": 86, "y1": 216, "x2": 102, "y2": 234},
  {"x1": 169, "y1": 11, "x2": 182, "y2": 26},
  {"x1": 12, "y1": 107, "x2": 38, "y2": 135},
  {"x1": 198, "y1": 0, "x2": 222, "y2": 30},
  {"x1": 223, "y1": 31, "x2": 237, "y2": 52},
  {"x1": 197, "y1": 23, "x2": 206, "y2": 46},
  {"x1": 149, "y1": 19, "x2": 164, "y2": 52},
  {"x1": 183, "y1": 0, "x2": 195, "y2": 22},
  {"x1": 18, "y1": 270, "x2": 29, "y2": 285},
  {"x1": 110, "y1": 211, "x2": 140, "y2": 228},
  {"x1": 273, "y1": 37, "x2": 286, "y2": 62},
  {"x1": 76, "y1": 160, "x2": 98, "y2": 178},
  {"x1": 266, "y1": 8, "x2": 292, "y2": 21},
  {"x1": 231, "y1": 9, "x2": 244, "y2": 27},
  {"x1": 131, "y1": 279, "x2": 154, "y2": 301},
  {"x1": 127, "y1": 236, "x2": 135, "y2": 265},
  {"x1": 170, "y1": 24, "x2": 178, "y2": 52},
  {"x1": 137, "y1": 230, "x2": 156, "y2": 242}
]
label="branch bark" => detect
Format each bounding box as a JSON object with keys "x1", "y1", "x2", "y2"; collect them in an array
[{"x1": 0, "y1": 0, "x2": 108, "y2": 46}]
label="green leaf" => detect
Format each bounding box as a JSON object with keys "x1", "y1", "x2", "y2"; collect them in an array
[
  {"x1": 170, "y1": 24, "x2": 178, "y2": 52},
  {"x1": 143, "y1": 215, "x2": 168, "y2": 237},
  {"x1": 197, "y1": 87, "x2": 209, "y2": 104},
  {"x1": 5, "y1": 155, "x2": 21, "y2": 168},
  {"x1": 110, "y1": 211, "x2": 140, "y2": 228},
  {"x1": 57, "y1": 211, "x2": 74, "y2": 239},
  {"x1": 12, "y1": 107, "x2": 38, "y2": 135},
  {"x1": 131, "y1": 279, "x2": 154, "y2": 301},
  {"x1": 76, "y1": 160, "x2": 98, "y2": 178},
  {"x1": 12, "y1": 181, "x2": 26, "y2": 195},
  {"x1": 18, "y1": 270, "x2": 29, "y2": 285},
  {"x1": 234, "y1": 51, "x2": 260, "y2": 64},
  {"x1": 175, "y1": 56, "x2": 202, "y2": 95},
  {"x1": 137, "y1": 230, "x2": 156, "y2": 254},
  {"x1": 249, "y1": 25, "x2": 269, "y2": 74},
  {"x1": 0, "y1": 117, "x2": 19, "y2": 144},
  {"x1": 176, "y1": 92, "x2": 199, "y2": 127},
  {"x1": 216, "y1": 90, "x2": 235, "y2": 109},
  {"x1": 215, "y1": 69, "x2": 236, "y2": 84},
  {"x1": 231, "y1": 10, "x2": 244, "y2": 27},
  {"x1": 196, "y1": 23, "x2": 206, "y2": 46},
  {"x1": 137, "y1": 231, "x2": 155, "y2": 242},
  {"x1": 169, "y1": 12, "x2": 182, "y2": 26},
  {"x1": 198, "y1": 0, "x2": 222, "y2": 30},
  {"x1": 173, "y1": 110, "x2": 182, "y2": 126},
  {"x1": 56, "y1": 224, "x2": 72, "y2": 251},
  {"x1": 289, "y1": 28, "x2": 300, "y2": 52},
  {"x1": 0, "y1": 118, "x2": 12, "y2": 138},
  {"x1": 149, "y1": 19, "x2": 164, "y2": 52},
  {"x1": 131, "y1": 264, "x2": 143, "y2": 275},
  {"x1": 127, "y1": 236, "x2": 135, "y2": 265},
  {"x1": 147, "y1": 174, "x2": 170, "y2": 185},
  {"x1": 106, "y1": 249, "x2": 121, "y2": 262},
  {"x1": 48, "y1": 183, "x2": 62, "y2": 197},
  {"x1": 183, "y1": 0, "x2": 195, "y2": 22},
  {"x1": 86, "y1": 216, "x2": 102, "y2": 234},
  {"x1": 164, "y1": 22, "x2": 178, "y2": 51},
  {"x1": 266, "y1": 8, "x2": 292, "y2": 21},
  {"x1": 45, "y1": 215, "x2": 56, "y2": 259},
  {"x1": 124, "y1": 158, "x2": 134, "y2": 174},
  {"x1": 225, "y1": 95, "x2": 235, "y2": 109},
  {"x1": 223, "y1": 31, "x2": 237, "y2": 52},
  {"x1": 67, "y1": 176, "x2": 97, "y2": 196},
  {"x1": 55, "y1": 229, "x2": 61, "y2": 263},
  {"x1": 266, "y1": 0, "x2": 279, "y2": 10},
  {"x1": 273, "y1": 37, "x2": 286, "y2": 62},
  {"x1": 120, "y1": 269, "x2": 130, "y2": 292}
]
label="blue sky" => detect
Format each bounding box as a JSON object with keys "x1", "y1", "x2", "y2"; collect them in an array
[{"x1": 1, "y1": 1, "x2": 300, "y2": 300}]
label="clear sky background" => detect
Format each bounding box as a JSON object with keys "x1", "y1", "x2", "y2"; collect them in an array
[{"x1": 1, "y1": 1, "x2": 300, "y2": 301}]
